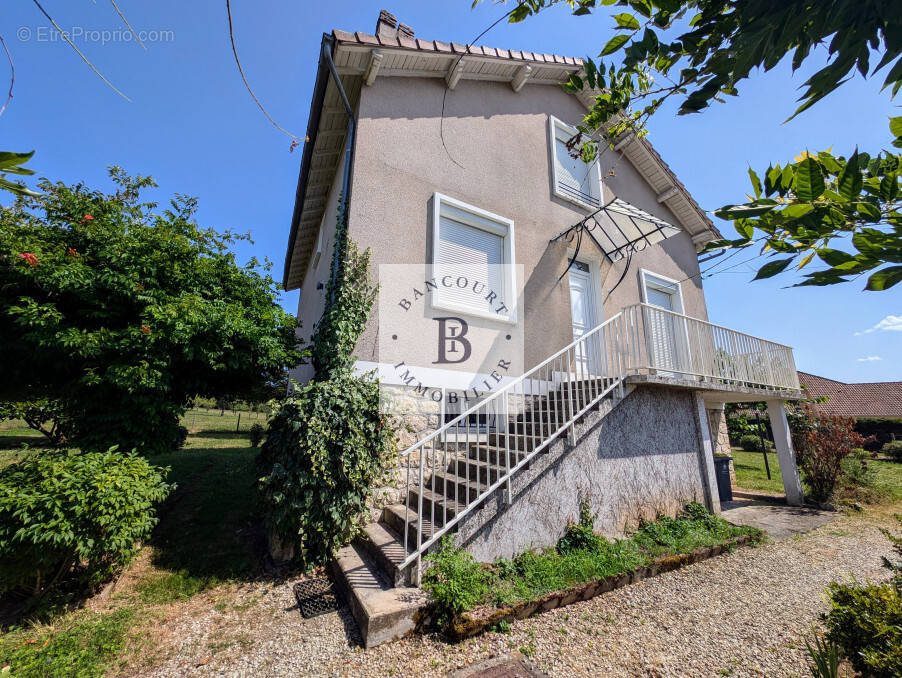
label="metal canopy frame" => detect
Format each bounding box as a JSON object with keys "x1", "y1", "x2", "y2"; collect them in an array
[{"x1": 552, "y1": 197, "x2": 682, "y2": 264}]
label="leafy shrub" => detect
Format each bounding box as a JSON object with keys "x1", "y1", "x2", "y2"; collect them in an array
[
  {"x1": 257, "y1": 227, "x2": 393, "y2": 569},
  {"x1": 795, "y1": 406, "x2": 866, "y2": 502},
  {"x1": 883, "y1": 440, "x2": 902, "y2": 462},
  {"x1": 824, "y1": 580, "x2": 902, "y2": 678},
  {"x1": 739, "y1": 433, "x2": 772, "y2": 452},
  {"x1": 0, "y1": 450, "x2": 171, "y2": 600},
  {"x1": 856, "y1": 418, "x2": 902, "y2": 452},
  {"x1": 557, "y1": 495, "x2": 605, "y2": 554},
  {"x1": 423, "y1": 536, "x2": 491, "y2": 623},
  {"x1": 248, "y1": 423, "x2": 265, "y2": 448},
  {"x1": 822, "y1": 516, "x2": 902, "y2": 678},
  {"x1": 0, "y1": 169, "x2": 302, "y2": 455},
  {"x1": 256, "y1": 370, "x2": 395, "y2": 569},
  {"x1": 170, "y1": 425, "x2": 189, "y2": 451},
  {"x1": 838, "y1": 448, "x2": 879, "y2": 501}
]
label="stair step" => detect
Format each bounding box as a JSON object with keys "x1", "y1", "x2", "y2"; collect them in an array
[
  {"x1": 382, "y1": 503, "x2": 440, "y2": 550},
  {"x1": 487, "y1": 432, "x2": 544, "y2": 451},
  {"x1": 428, "y1": 470, "x2": 491, "y2": 504},
  {"x1": 329, "y1": 542, "x2": 429, "y2": 648},
  {"x1": 468, "y1": 445, "x2": 528, "y2": 465},
  {"x1": 356, "y1": 521, "x2": 409, "y2": 587},
  {"x1": 405, "y1": 486, "x2": 459, "y2": 527},
  {"x1": 447, "y1": 457, "x2": 505, "y2": 484}
]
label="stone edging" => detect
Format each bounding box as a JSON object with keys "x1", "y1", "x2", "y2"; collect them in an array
[{"x1": 448, "y1": 534, "x2": 755, "y2": 640}]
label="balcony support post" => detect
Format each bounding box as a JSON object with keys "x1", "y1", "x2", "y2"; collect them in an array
[
  {"x1": 766, "y1": 400, "x2": 805, "y2": 506},
  {"x1": 693, "y1": 393, "x2": 721, "y2": 514}
]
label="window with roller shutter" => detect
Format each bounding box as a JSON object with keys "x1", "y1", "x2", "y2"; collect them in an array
[{"x1": 430, "y1": 194, "x2": 516, "y2": 323}]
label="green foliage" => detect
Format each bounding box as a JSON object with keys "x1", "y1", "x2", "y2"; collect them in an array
[
  {"x1": 557, "y1": 495, "x2": 606, "y2": 554},
  {"x1": 710, "y1": 124, "x2": 902, "y2": 290},
  {"x1": 256, "y1": 370, "x2": 395, "y2": 570},
  {"x1": 310, "y1": 236, "x2": 377, "y2": 379},
  {"x1": 792, "y1": 405, "x2": 866, "y2": 502},
  {"x1": 422, "y1": 535, "x2": 492, "y2": 622},
  {"x1": 806, "y1": 634, "x2": 840, "y2": 678},
  {"x1": 0, "y1": 450, "x2": 171, "y2": 600},
  {"x1": 248, "y1": 422, "x2": 265, "y2": 448},
  {"x1": 0, "y1": 607, "x2": 135, "y2": 678},
  {"x1": 496, "y1": 1, "x2": 902, "y2": 289},
  {"x1": 135, "y1": 570, "x2": 215, "y2": 604},
  {"x1": 422, "y1": 503, "x2": 760, "y2": 622},
  {"x1": 0, "y1": 168, "x2": 302, "y2": 454},
  {"x1": 883, "y1": 440, "x2": 902, "y2": 462},
  {"x1": 0, "y1": 399, "x2": 69, "y2": 446},
  {"x1": 854, "y1": 418, "x2": 902, "y2": 451},
  {"x1": 0, "y1": 150, "x2": 39, "y2": 198},
  {"x1": 824, "y1": 579, "x2": 902, "y2": 678},
  {"x1": 739, "y1": 433, "x2": 772, "y2": 452},
  {"x1": 258, "y1": 199, "x2": 394, "y2": 568}
]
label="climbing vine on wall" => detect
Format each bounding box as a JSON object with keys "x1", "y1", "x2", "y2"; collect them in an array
[{"x1": 257, "y1": 199, "x2": 395, "y2": 568}]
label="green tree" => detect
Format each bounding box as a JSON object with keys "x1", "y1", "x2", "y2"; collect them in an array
[
  {"x1": 498, "y1": 0, "x2": 902, "y2": 288},
  {"x1": 0, "y1": 151, "x2": 38, "y2": 198},
  {"x1": 0, "y1": 168, "x2": 302, "y2": 454}
]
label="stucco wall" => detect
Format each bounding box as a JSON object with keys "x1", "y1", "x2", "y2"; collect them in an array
[
  {"x1": 456, "y1": 385, "x2": 709, "y2": 562},
  {"x1": 342, "y1": 76, "x2": 707, "y2": 376}
]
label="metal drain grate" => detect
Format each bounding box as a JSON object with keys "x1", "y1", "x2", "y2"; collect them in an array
[{"x1": 293, "y1": 577, "x2": 340, "y2": 619}]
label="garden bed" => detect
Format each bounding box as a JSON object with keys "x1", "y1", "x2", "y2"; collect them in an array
[{"x1": 422, "y1": 504, "x2": 763, "y2": 640}]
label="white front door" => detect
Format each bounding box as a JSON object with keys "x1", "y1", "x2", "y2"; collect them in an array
[{"x1": 569, "y1": 261, "x2": 599, "y2": 375}]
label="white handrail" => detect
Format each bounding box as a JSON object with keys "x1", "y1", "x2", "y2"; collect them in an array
[{"x1": 397, "y1": 311, "x2": 625, "y2": 458}]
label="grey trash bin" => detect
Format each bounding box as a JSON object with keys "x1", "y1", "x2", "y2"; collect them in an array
[{"x1": 713, "y1": 456, "x2": 733, "y2": 502}]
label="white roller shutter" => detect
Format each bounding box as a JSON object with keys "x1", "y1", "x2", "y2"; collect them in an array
[{"x1": 436, "y1": 215, "x2": 504, "y2": 313}]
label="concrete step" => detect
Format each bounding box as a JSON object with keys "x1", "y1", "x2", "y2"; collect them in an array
[
  {"x1": 382, "y1": 503, "x2": 440, "y2": 550},
  {"x1": 428, "y1": 469, "x2": 491, "y2": 504},
  {"x1": 355, "y1": 521, "x2": 409, "y2": 587},
  {"x1": 468, "y1": 445, "x2": 528, "y2": 466},
  {"x1": 329, "y1": 542, "x2": 429, "y2": 648},
  {"x1": 406, "y1": 487, "x2": 460, "y2": 528},
  {"x1": 447, "y1": 457, "x2": 504, "y2": 484}
]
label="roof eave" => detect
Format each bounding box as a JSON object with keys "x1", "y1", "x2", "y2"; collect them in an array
[{"x1": 283, "y1": 33, "x2": 333, "y2": 291}]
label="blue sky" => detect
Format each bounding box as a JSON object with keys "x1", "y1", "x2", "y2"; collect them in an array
[{"x1": 4, "y1": 1, "x2": 899, "y2": 382}]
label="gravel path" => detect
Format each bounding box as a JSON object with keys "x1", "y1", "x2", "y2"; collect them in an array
[{"x1": 142, "y1": 513, "x2": 892, "y2": 678}]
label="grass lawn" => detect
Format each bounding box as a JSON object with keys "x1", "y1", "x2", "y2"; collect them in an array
[
  {"x1": 732, "y1": 447, "x2": 902, "y2": 504},
  {"x1": 0, "y1": 411, "x2": 267, "y2": 677}
]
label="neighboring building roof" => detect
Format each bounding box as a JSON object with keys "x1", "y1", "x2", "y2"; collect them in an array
[
  {"x1": 283, "y1": 11, "x2": 720, "y2": 290},
  {"x1": 798, "y1": 371, "x2": 902, "y2": 418}
]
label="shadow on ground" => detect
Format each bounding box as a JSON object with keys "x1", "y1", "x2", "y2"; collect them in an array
[{"x1": 148, "y1": 446, "x2": 268, "y2": 581}]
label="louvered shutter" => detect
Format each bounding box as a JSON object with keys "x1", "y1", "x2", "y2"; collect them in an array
[
  {"x1": 554, "y1": 127, "x2": 599, "y2": 206},
  {"x1": 436, "y1": 215, "x2": 504, "y2": 313}
]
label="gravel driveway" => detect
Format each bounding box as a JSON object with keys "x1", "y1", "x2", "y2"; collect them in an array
[{"x1": 142, "y1": 513, "x2": 892, "y2": 678}]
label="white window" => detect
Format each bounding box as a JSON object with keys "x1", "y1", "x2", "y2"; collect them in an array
[
  {"x1": 550, "y1": 116, "x2": 602, "y2": 209},
  {"x1": 640, "y1": 269, "x2": 684, "y2": 313},
  {"x1": 431, "y1": 193, "x2": 516, "y2": 323}
]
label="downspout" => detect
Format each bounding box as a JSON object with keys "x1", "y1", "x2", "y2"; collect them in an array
[{"x1": 321, "y1": 35, "x2": 357, "y2": 306}]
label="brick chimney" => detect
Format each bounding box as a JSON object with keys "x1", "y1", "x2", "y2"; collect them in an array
[
  {"x1": 376, "y1": 9, "x2": 399, "y2": 39},
  {"x1": 398, "y1": 22, "x2": 414, "y2": 39}
]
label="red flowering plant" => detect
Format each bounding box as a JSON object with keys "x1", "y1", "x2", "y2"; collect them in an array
[{"x1": 0, "y1": 168, "x2": 303, "y2": 454}]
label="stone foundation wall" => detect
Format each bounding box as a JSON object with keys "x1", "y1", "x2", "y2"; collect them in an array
[
  {"x1": 456, "y1": 385, "x2": 709, "y2": 562},
  {"x1": 706, "y1": 406, "x2": 736, "y2": 486}
]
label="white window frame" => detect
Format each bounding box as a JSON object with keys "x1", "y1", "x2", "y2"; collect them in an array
[
  {"x1": 549, "y1": 115, "x2": 602, "y2": 210},
  {"x1": 430, "y1": 193, "x2": 517, "y2": 324},
  {"x1": 311, "y1": 226, "x2": 324, "y2": 269},
  {"x1": 639, "y1": 268, "x2": 685, "y2": 314}
]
